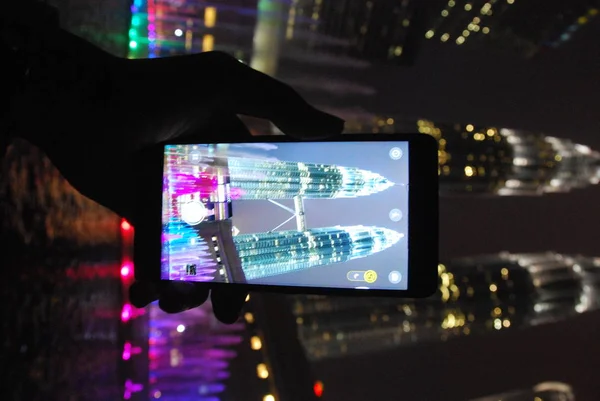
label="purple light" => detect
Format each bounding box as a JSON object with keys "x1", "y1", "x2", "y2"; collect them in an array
[
  {"x1": 130, "y1": 5, "x2": 138, "y2": 13},
  {"x1": 148, "y1": 24, "x2": 156, "y2": 31},
  {"x1": 124, "y1": 379, "x2": 143, "y2": 400}
]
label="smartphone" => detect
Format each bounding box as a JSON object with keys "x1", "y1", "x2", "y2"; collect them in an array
[{"x1": 134, "y1": 134, "x2": 439, "y2": 297}]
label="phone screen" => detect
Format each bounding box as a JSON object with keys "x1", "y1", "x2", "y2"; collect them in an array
[{"x1": 161, "y1": 141, "x2": 409, "y2": 290}]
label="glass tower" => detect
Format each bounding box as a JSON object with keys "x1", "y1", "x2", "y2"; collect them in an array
[
  {"x1": 227, "y1": 157, "x2": 394, "y2": 199},
  {"x1": 417, "y1": 120, "x2": 600, "y2": 195},
  {"x1": 235, "y1": 225, "x2": 404, "y2": 280},
  {"x1": 292, "y1": 252, "x2": 600, "y2": 360}
]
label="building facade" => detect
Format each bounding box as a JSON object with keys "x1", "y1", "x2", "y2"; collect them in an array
[
  {"x1": 292, "y1": 252, "x2": 600, "y2": 360},
  {"x1": 345, "y1": 117, "x2": 600, "y2": 196},
  {"x1": 424, "y1": 0, "x2": 599, "y2": 58},
  {"x1": 236, "y1": 226, "x2": 403, "y2": 280}
]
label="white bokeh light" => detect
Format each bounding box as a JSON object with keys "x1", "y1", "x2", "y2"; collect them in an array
[
  {"x1": 176, "y1": 324, "x2": 185, "y2": 333},
  {"x1": 180, "y1": 201, "x2": 208, "y2": 226},
  {"x1": 174, "y1": 28, "x2": 183, "y2": 37}
]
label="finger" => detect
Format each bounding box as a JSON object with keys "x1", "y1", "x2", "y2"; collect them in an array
[
  {"x1": 129, "y1": 281, "x2": 161, "y2": 309},
  {"x1": 147, "y1": 52, "x2": 345, "y2": 139},
  {"x1": 210, "y1": 52, "x2": 345, "y2": 139},
  {"x1": 158, "y1": 281, "x2": 210, "y2": 314},
  {"x1": 210, "y1": 287, "x2": 248, "y2": 324},
  {"x1": 178, "y1": 113, "x2": 252, "y2": 142}
]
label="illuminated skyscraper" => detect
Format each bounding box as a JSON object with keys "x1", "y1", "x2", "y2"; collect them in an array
[
  {"x1": 236, "y1": 226, "x2": 403, "y2": 280},
  {"x1": 164, "y1": 223, "x2": 403, "y2": 282},
  {"x1": 166, "y1": 144, "x2": 395, "y2": 200},
  {"x1": 228, "y1": 157, "x2": 395, "y2": 199},
  {"x1": 344, "y1": 117, "x2": 600, "y2": 196},
  {"x1": 292, "y1": 252, "x2": 600, "y2": 360},
  {"x1": 424, "y1": 0, "x2": 599, "y2": 58},
  {"x1": 416, "y1": 120, "x2": 600, "y2": 195}
]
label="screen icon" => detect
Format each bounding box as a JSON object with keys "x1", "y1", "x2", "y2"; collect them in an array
[
  {"x1": 347, "y1": 271, "x2": 367, "y2": 282},
  {"x1": 389, "y1": 209, "x2": 403, "y2": 222},
  {"x1": 185, "y1": 264, "x2": 197, "y2": 276},
  {"x1": 389, "y1": 147, "x2": 403, "y2": 160},
  {"x1": 388, "y1": 271, "x2": 402, "y2": 284},
  {"x1": 364, "y1": 270, "x2": 378, "y2": 283}
]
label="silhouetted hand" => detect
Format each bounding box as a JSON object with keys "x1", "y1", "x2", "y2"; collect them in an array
[{"x1": 2, "y1": 3, "x2": 345, "y2": 323}]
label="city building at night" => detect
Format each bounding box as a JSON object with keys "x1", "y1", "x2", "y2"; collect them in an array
[
  {"x1": 346, "y1": 117, "x2": 600, "y2": 196},
  {"x1": 166, "y1": 144, "x2": 395, "y2": 201},
  {"x1": 227, "y1": 156, "x2": 395, "y2": 200},
  {"x1": 164, "y1": 221, "x2": 403, "y2": 282},
  {"x1": 417, "y1": 120, "x2": 600, "y2": 196},
  {"x1": 280, "y1": 0, "x2": 430, "y2": 64},
  {"x1": 291, "y1": 252, "x2": 600, "y2": 360},
  {"x1": 163, "y1": 143, "x2": 403, "y2": 282},
  {"x1": 236, "y1": 226, "x2": 403, "y2": 280},
  {"x1": 424, "y1": 0, "x2": 599, "y2": 57}
]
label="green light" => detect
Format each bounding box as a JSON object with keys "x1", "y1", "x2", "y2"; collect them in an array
[
  {"x1": 132, "y1": 16, "x2": 140, "y2": 26},
  {"x1": 129, "y1": 40, "x2": 138, "y2": 49},
  {"x1": 129, "y1": 28, "x2": 138, "y2": 37}
]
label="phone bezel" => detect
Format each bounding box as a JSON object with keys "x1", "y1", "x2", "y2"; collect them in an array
[{"x1": 134, "y1": 133, "x2": 439, "y2": 298}]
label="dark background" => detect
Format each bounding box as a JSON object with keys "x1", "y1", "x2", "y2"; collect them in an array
[{"x1": 2, "y1": 0, "x2": 600, "y2": 400}]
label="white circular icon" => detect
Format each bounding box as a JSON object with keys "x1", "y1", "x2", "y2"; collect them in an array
[
  {"x1": 389, "y1": 147, "x2": 403, "y2": 160},
  {"x1": 389, "y1": 271, "x2": 402, "y2": 284},
  {"x1": 180, "y1": 201, "x2": 208, "y2": 226},
  {"x1": 389, "y1": 209, "x2": 403, "y2": 222}
]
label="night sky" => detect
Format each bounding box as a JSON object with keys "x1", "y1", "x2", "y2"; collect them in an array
[{"x1": 301, "y1": 13, "x2": 600, "y2": 401}]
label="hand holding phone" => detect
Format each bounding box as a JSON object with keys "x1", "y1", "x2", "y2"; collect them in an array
[
  {"x1": 135, "y1": 134, "x2": 439, "y2": 305},
  {"x1": 4, "y1": 18, "x2": 344, "y2": 322}
]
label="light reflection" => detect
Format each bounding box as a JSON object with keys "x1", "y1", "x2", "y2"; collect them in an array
[{"x1": 292, "y1": 252, "x2": 600, "y2": 360}]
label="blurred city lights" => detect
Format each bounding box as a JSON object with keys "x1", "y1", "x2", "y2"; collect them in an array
[
  {"x1": 120, "y1": 263, "x2": 132, "y2": 278},
  {"x1": 176, "y1": 324, "x2": 186, "y2": 333},
  {"x1": 314, "y1": 381, "x2": 324, "y2": 397},
  {"x1": 121, "y1": 304, "x2": 133, "y2": 322}
]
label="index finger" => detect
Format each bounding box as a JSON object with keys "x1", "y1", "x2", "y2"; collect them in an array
[{"x1": 136, "y1": 52, "x2": 345, "y2": 139}]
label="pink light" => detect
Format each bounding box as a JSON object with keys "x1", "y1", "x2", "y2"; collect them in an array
[
  {"x1": 120, "y1": 263, "x2": 133, "y2": 278},
  {"x1": 121, "y1": 220, "x2": 132, "y2": 231},
  {"x1": 124, "y1": 379, "x2": 143, "y2": 400},
  {"x1": 121, "y1": 304, "x2": 133, "y2": 322},
  {"x1": 148, "y1": 24, "x2": 156, "y2": 31}
]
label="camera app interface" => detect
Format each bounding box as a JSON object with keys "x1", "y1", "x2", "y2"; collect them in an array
[{"x1": 161, "y1": 141, "x2": 409, "y2": 290}]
